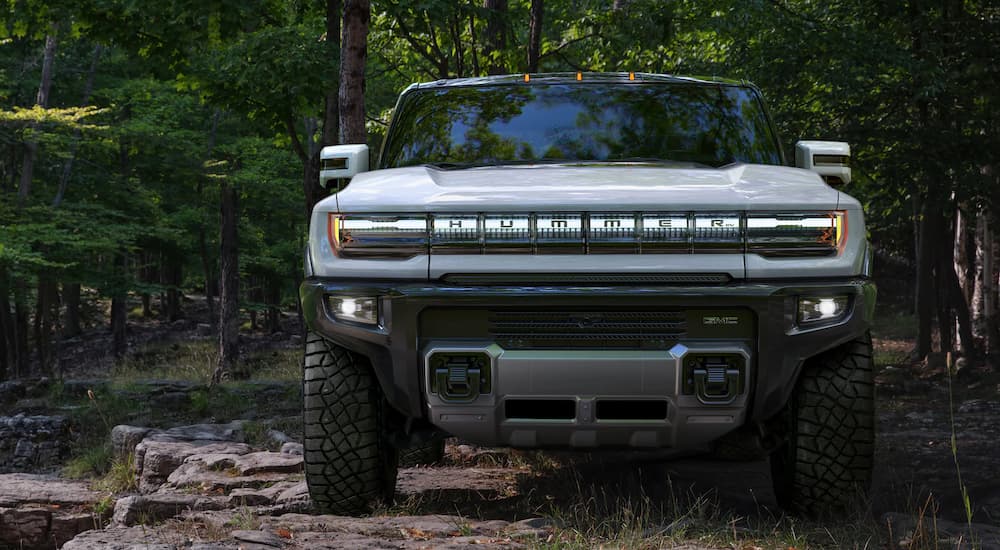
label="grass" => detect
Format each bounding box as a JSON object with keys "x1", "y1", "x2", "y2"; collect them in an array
[
  {"x1": 110, "y1": 340, "x2": 300, "y2": 384},
  {"x1": 63, "y1": 444, "x2": 114, "y2": 479},
  {"x1": 529, "y1": 480, "x2": 890, "y2": 549}
]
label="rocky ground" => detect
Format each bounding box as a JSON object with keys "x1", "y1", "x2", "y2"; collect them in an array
[
  {"x1": 2, "y1": 309, "x2": 1000, "y2": 548},
  {"x1": 2, "y1": 382, "x2": 1000, "y2": 549}
]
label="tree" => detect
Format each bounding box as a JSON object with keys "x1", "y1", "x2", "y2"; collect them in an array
[{"x1": 340, "y1": 0, "x2": 370, "y2": 144}]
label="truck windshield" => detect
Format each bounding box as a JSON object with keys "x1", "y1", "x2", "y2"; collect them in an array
[{"x1": 380, "y1": 82, "x2": 782, "y2": 169}]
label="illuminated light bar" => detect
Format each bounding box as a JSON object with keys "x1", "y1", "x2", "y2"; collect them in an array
[
  {"x1": 329, "y1": 214, "x2": 428, "y2": 258},
  {"x1": 432, "y1": 215, "x2": 480, "y2": 253},
  {"x1": 589, "y1": 213, "x2": 638, "y2": 253},
  {"x1": 693, "y1": 214, "x2": 743, "y2": 252},
  {"x1": 535, "y1": 214, "x2": 584, "y2": 253},
  {"x1": 641, "y1": 214, "x2": 689, "y2": 253},
  {"x1": 484, "y1": 214, "x2": 531, "y2": 252},
  {"x1": 327, "y1": 211, "x2": 847, "y2": 258},
  {"x1": 746, "y1": 212, "x2": 845, "y2": 257}
]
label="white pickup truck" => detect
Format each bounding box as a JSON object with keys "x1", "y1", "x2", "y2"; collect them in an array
[{"x1": 300, "y1": 73, "x2": 875, "y2": 515}]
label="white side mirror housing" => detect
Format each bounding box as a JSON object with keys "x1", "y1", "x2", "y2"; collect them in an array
[
  {"x1": 320, "y1": 144, "x2": 369, "y2": 188},
  {"x1": 795, "y1": 140, "x2": 851, "y2": 186}
]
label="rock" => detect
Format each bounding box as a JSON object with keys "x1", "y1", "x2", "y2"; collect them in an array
[
  {"x1": 507, "y1": 517, "x2": 554, "y2": 538},
  {"x1": 165, "y1": 460, "x2": 288, "y2": 493},
  {"x1": 135, "y1": 440, "x2": 251, "y2": 493},
  {"x1": 62, "y1": 526, "x2": 179, "y2": 549},
  {"x1": 112, "y1": 493, "x2": 228, "y2": 526},
  {"x1": 289, "y1": 335, "x2": 302, "y2": 345},
  {"x1": 228, "y1": 482, "x2": 302, "y2": 507},
  {"x1": 280, "y1": 442, "x2": 303, "y2": 456},
  {"x1": 0, "y1": 473, "x2": 104, "y2": 508},
  {"x1": 396, "y1": 467, "x2": 513, "y2": 500},
  {"x1": 0, "y1": 507, "x2": 50, "y2": 546},
  {"x1": 50, "y1": 511, "x2": 99, "y2": 547},
  {"x1": 152, "y1": 420, "x2": 245, "y2": 443},
  {"x1": 232, "y1": 529, "x2": 285, "y2": 547},
  {"x1": 196, "y1": 323, "x2": 213, "y2": 336},
  {"x1": 233, "y1": 452, "x2": 303, "y2": 476},
  {"x1": 0, "y1": 414, "x2": 73, "y2": 473},
  {"x1": 11, "y1": 397, "x2": 49, "y2": 414},
  {"x1": 0, "y1": 474, "x2": 107, "y2": 549},
  {"x1": 111, "y1": 425, "x2": 152, "y2": 459},
  {"x1": 275, "y1": 481, "x2": 308, "y2": 504}
]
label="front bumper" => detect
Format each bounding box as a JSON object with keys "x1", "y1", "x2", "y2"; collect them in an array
[{"x1": 300, "y1": 278, "x2": 875, "y2": 449}]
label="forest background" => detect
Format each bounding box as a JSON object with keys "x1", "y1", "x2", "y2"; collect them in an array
[{"x1": 1, "y1": 0, "x2": 998, "y2": 379}]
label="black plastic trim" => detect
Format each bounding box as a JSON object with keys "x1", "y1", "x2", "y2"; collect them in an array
[{"x1": 300, "y1": 277, "x2": 875, "y2": 423}]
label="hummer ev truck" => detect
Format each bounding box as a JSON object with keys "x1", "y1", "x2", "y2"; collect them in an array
[{"x1": 299, "y1": 73, "x2": 876, "y2": 516}]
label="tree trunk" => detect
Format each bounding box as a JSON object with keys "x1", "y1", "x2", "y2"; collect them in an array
[
  {"x1": 339, "y1": 0, "x2": 370, "y2": 145},
  {"x1": 110, "y1": 253, "x2": 128, "y2": 358},
  {"x1": 936, "y1": 209, "x2": 955, "y2": 353},
  {"x1": 483, "y1": 0, "x2": 508, "y2": 75},
  {"x1": 212, "y1": 180, "x2": 240, "y2": 385},
  {"x1": 63, "y1": 282, "x2": 81, "y2": 338},
  {"x1": 0, "y1": 270, "x2": 12, "y2": 380},
  {"x1": 13, "y1": 283, "x2": 29, "y2": 377},
  {"x1": 981, "y1": 210, "x2": 999, "y2": 359},
  {"x1": 201, "y1": 109, "x2": 221, "y2": 329},
  {"x1": 33, "y1": 278, "x2": 58, "y2": 375},
  {"x1": 323, "y1": 0, "x2": 342, "y2": 148},
  {"x1": 527, "y1": 0, "x2": 543, "y2": 72},
  {"x1": 914, "y1": 202, "x2": 937, "y2": 360},
  {"x1": 267, "y1": 278, "x2": 281, "y2": 334},
  {"x1": 165, "y1": 259, "x2": 183, "y2": 321},
  {"x1": 18, "y1": 29, "x2": 58, "y2": 208}
]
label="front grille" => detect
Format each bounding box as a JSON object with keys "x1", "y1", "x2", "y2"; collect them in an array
[{"x1": 489, "y1": 310, "x2": 687, "y2": 349}]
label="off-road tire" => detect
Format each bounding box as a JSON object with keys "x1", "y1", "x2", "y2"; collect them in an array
[
  {"x1": 399, "y1": 439, "x2": 446, "y2": 467},
  {"x1": 303, "y1": 332, "x2": 398, "y2": 515},
  {"x1": 770, "y1": 332, "x2": 875, "y2": 515}
]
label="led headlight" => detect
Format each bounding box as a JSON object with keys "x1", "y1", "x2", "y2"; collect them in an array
[
  {"x1": 747, "y1": 212, "x2": 845, "y2": 257},
  {"x1": 797, "y1": 295, "x2": 849, "y2": 324},
  {"x1": 328, "y1": 296, "x2": 379, "y2": 325},
  {"x1": 328, "y1": 214, "x2": 428, "y2": 258}
]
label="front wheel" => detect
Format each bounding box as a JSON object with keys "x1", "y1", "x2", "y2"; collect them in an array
[
  {"x1": 770, "y1": 333, "x2": 875, "y2": 515},
  {"x1": 303, "y1": 332, "x2": 398, "y2": 515}
]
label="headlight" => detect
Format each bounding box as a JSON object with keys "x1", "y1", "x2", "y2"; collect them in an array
[
  {"x1": 797, "y1": 295, "x2": 849, "y2": 324},
  {"x1": 328, "y1": 214, "x2": 428, "y2": 258},
  {"x1": 746, "y1": 212, "x2": 845, "y2": 257},
  {"x1": 327, "y1": 295, "x2": 379, "y2": 325}
]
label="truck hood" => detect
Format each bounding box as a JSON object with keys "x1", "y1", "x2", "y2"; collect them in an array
[{"x1": 327, "y1": 163, "x2": 844, "y2": 213}]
